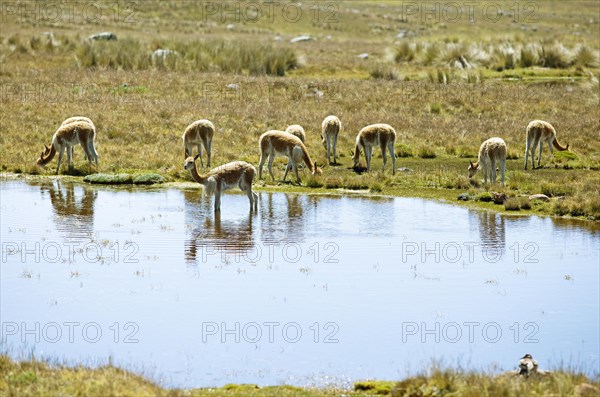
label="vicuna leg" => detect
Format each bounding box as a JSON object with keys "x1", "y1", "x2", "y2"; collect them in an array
[
  {"x1": 500, "y1": 158, "x2": 506, "y2": 186},
  {"x1": 530, "y1": 136, "x2": 540, "y2": 169},
  {"x1": 66, "y1": 145, "x2": 73, "y2": 170},
  {"x1": 536, "y1": 140, "x2": 543, "y2": 167},
  {"x1": 524, "y1": 138, "x2": 530, "y2": 170},
  {"x1": 258, "y1": 152, "x2": 267, "y2": 179},
  {"x1": 365, "y1": 146, "x2": 373, "y2": 171},
  {"x1": 213, "y1": 187, "x2": 221, "y2": 212},
  {"x1": 389, "y1": 143, "x2": 396, "y2": 175},
  {"x1": 490, "y1": 158, "x2": 497, "y2": 183},
  {"x1": 380, "y1": 141, "x2": 387, "y2": 172},
  {"x1": 267, "y1": 151, "x2": 275, "y2": 180},
  {"x1": 333, "y1": 135, "x2": 338, "y2": 164},
  {"x1": 326, "y1": 136, "x2": 331, "y2": 164},
  {"x1": 56, "y1": 146, "x2": 65, "y2": 174},
  {"x1": 198, "y1": 143, "x2": 204, "y2": 167},
  {"x1": 482, "y1": 158, "x2": 488, "y2": 184}
]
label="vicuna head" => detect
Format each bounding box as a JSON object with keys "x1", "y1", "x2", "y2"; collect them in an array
[
  {"x1": 468, "y1": 161, "x2": 480, "y2": 178},
  {"x1": 351, "y1": 149, "x2": 361, "y2": 168},
  {"x1": 312, "y1": 161, "x2": 322, "y2": 176},
  {"x1": 36, "y1": 144, "x2": 52, "y2": 166},
  {"x1": 184, "y1": 154, "x2": 199, "y2": 170}
]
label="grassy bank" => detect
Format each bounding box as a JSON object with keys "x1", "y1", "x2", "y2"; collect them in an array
[
  {"x1": 1, "y1": 0, "x2": 598, "y2": 220},
  {"x1": 1, "y1": 355, "x2": 598, "y2": 397}
]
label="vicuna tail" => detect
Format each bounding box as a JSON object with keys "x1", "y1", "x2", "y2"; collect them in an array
[
  {"x1": 552, "y1": 138, "x2": 568, "y2": 151},
  {"x1": 38, "y1": 145, "x2": 56, "y2": 166}
]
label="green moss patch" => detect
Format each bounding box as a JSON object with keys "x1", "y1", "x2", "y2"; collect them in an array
[{"x1": 83, "y1": 173, "x2": 133, "y2": 184}]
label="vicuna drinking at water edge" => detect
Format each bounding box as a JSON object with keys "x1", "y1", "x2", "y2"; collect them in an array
[
  {"x1": 184, "y1": 155, "x2": 258, "y2": 212},
  {"x1": 183, "y1": 119, "x2": 215, "y2": 167},
  {"x1": 352, "y1": 123, "x2": 396, "y2": 175},
  {"x1": 468, "y1": 137, "x2": 507, "y2": 185},
  {"x1": 36, "y1": 120, "x2": 99, "y2": 174},
  {"x1": 321, "y1": 115, "x2": 341, "y2": 165},
  {"x1": 258, "y1": 130, "x2": 322, "y2": 183},
  {"x1": 524, "y1": 120, "x2": 569, "y2": 170}
]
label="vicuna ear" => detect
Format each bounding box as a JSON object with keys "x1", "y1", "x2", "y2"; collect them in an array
[
  {"x1": 469, "y1": 161, "x2": 474, "y2": 168},
  {"x1": 44, "y1": 144, "x2": 49, "y2": 151},
  {"x1": 194, "y1": 154, "x2": 200, "y2": 160},
  {"x1": 566, "y1": 144, "x2": 570, "y2": 150},
  {"x1": 313, "y1": 161, "x2": 317, "y2": 169},
  {"x1": 350, "y1": 150, "x2": 354, "y2": 156}
]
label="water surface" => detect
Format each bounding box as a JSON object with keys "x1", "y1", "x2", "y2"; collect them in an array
[{"x1": 1, "y1": 179, "x2": 598, "y2": 387}]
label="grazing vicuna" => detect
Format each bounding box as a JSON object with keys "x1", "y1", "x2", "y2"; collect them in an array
[
  {"x1": 258, "y1": 130, "x2": 321, "y2": 183},
  {"x1": 182, "y1": 119, "x2": 215, "y2": 167},
  {"x1": 468, "y1": 137, "x2": 507, "y2": 185},
  {"x1": 524, "y1": 120, "x2": 569, "y2": 170},
  {"x1": 321, "y1": 115, "x2": 341, "y2": 165},
  {"x1": 60, "y1": 116, "x2": 96, "y2": 162},
  {"x1": 352, "y1": 123, "x2": 396, "y2": 175},
  {"x1": 184, "y1": 155, "x2": 258, "y2": 212},
  {"x1": 285, "y1": 124, "x2": 306, "y2": 143},
  {"x1": 36, "y1": 120, "x2": 98, "y2": 174}
]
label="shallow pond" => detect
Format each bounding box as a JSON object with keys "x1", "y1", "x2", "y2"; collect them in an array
[{"x1": 1, "y1": 179, "x2": 598, "y2": 387}]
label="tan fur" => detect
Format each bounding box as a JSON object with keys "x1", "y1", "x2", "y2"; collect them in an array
[
  {"x1": 60, "y1": 117, "x2": 96, "y2": 161},
  {"x1": 321, "y1": 115, "x2": 341, "y2": 165},
  {"x1": 524, "y1": 120, "x2": 569, "y2": 170},
  {"x1": 468, "y1": 137, "x2": 507, "y2": 185},
  {"x1": 61, "y1": 116, "x2": 95, "y2": 130},
  {"x1": 184, "y1": 157, "x2": 258, "y2": 211},
  {"x1": 352, "y1": 123, "x2": 396, "y2": 175},
  {"x1": 182, "y1": 119, "x2": 215, "y2": 167},
  {"x1": 37, "y1": 120, "x2": 98, "y2": 174},
  {"x1": 284, "y1": 124, "x2": 306, "y2": 143},
  {"x1": 258, "y1": 130, "x2": 322, "y2": 183}
]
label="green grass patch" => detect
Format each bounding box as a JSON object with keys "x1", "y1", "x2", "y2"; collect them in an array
[{"x1": 83, "y1": 173, "x2": 133, "y2": 184}]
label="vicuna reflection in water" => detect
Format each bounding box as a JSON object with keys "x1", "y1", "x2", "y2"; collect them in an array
[
  {"x1": 182, "y1": 189, "x2": 255, "y2": 263},
  {"x1": 260, "y1": 192, "x2": 307, "y2": 245},
  {"x1": 39, "y1": 181, "x2": 97, "y2": 242},
  {"x1": 471, "y1": 210, "x2": 506, "y2": 253}
]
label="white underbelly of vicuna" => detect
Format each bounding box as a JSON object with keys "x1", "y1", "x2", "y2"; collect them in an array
[{"x1": 222, "y1": 181, "x2": 239, "y2": 190}]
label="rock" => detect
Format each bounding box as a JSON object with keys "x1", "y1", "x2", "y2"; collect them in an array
[
  {"x1": 396, "y1": 167, "x2": 413, "y2": 172},
  {"x1": 529, "y1": 194, "x2": 550, "y2": 202},
  {"x1": 358, "y1": 53, "x2": 369, "y2": 59},
  {"x1": 152, "y1": 49, "x2": 178, "y2": 60},
  {"x1": 290, "y1": 35, "x2": 312, "y2": 43},
  {"x1": 226, "y1": 83, "x2": 239, "y2": 90},
  {"x1": 226, "y1": 23, "x2": 235, "y2": 30},
  {"x1": 493, "y1": 192, "x2": 507, "y2": 204},
  {"x1": 457, "y1": 193, "x2": 469, "y2": 201},
  {"x1": 88, "y1": 32, "x2": 117, "y2": 41}
]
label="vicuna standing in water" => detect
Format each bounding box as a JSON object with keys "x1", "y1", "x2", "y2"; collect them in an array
[
  {"x1": 468, "y1": 137, "x2": 507, "y2": 185},
  {"x1": 184, "y1": 155, "x2": 258, "y2": 212}
]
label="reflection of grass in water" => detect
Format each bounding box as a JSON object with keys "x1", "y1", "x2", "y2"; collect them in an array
[{"x1": 1, "y1": 355, "x2": 597, "y2": 396}]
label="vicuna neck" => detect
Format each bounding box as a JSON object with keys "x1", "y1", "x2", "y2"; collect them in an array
[{"x1": 189, "y1": 164, "x2": 208, "y2": 185}]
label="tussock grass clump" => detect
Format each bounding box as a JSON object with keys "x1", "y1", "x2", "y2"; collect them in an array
[
  {"x1": 418, "y1": 147, "x2": 437, "y2": 159},
  {"x1": 396, "y1": 144, "x2": 414, "y2": 158},
  {"x1": 504, "y1": 197, "x2": 521, "y2": 210},
  {"x1": 540, "y1": 182, "x2": 573, "y2": 197},
  {"x1": 370, "y1": 65, "x2": 400, "y2": 80},
  {"x1": 74, "y1": 38, "x2": 298, "y2": 76}
]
